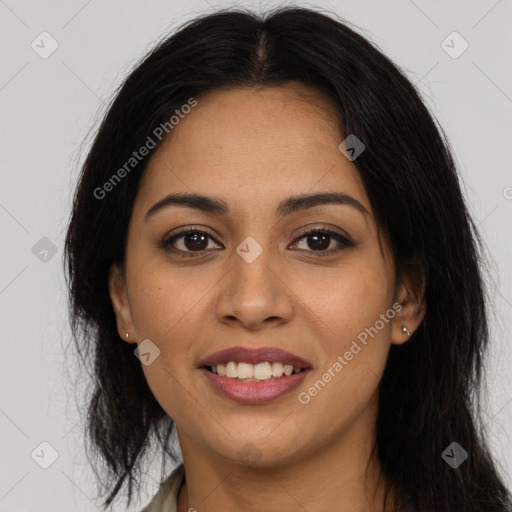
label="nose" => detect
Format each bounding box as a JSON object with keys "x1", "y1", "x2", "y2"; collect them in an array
[{"x1": 214, "y1": 243, "x2": 295, "y2": 331}]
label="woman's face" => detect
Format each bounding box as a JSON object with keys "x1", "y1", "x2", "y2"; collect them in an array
[{"x1": 109, "y1": 83, "x2": 419, "y2": 467}]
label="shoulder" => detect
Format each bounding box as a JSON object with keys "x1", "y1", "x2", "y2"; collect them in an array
[{"x1": 140, "y1": 463, "x2": 185, "y2": 512}]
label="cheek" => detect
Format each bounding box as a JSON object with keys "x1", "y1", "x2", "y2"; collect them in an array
[
  {"x1": 123, "y1": 257, "x2": 198, "y2": 378},
  {"x1": 127, "y1": 257, "x2": 209, "y2": 343},
  {"x1": 126, "y1": 267, "x2": 209, "y2": 425},
  {"x1": 292, "y1": 259, "x2": 394, "y2": 413},
  {"x1": 294, "y1": 256, "x2": 394, "y2": 352}
]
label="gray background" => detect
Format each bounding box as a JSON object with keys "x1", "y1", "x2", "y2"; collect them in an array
[{"x1": 1, "y1": 0, "x2": 511, "y2": 510}]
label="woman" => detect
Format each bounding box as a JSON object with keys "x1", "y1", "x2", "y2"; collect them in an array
[{"x1": 63, "y1": 6, "x2": 512, "y2": 512}]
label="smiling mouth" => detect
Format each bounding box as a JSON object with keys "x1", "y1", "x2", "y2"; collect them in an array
[{"x1": 204, "y1": 361, "x2": 309, "y2": 382}]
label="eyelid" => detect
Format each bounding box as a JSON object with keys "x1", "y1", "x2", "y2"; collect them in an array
[
  {"x1": 165, "y1": 224, "x2": 217, "y2": 239},
  {"x1": 294, "y1": 224, "x2": 352, "y2": 243}
]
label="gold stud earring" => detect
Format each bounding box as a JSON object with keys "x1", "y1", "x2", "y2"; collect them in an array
[{"x1": 402, "y1": 326, "x2": 411, "y2": 337}]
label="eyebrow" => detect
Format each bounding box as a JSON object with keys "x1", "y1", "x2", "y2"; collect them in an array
[{"x1": 144, "y1": 191, "x2": 369, "y2": 222}]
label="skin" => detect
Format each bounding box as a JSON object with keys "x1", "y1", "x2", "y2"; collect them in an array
[{"x1": 109, "y1": 83, "x2": 425, "y2": 512}]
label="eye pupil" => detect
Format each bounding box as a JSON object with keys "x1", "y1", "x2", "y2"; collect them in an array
[
  {"x1": 184, "y1": 232, "x2": 208, "y2": 251},
  {"x1": 307, "y1": 233, "x2": 330, "y2": 251}
]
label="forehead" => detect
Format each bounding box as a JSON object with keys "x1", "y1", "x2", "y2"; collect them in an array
[{"x1": 134, "y1": 84, "x2": 371, "y2": 220}]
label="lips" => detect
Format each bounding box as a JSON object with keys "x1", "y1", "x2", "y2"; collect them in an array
[
  {"x1": 199, "y1": 346, "x2": 312, "y2": 369},
  {"x1": 199, "y1": 346, "x2": 312, "y2": 404}
]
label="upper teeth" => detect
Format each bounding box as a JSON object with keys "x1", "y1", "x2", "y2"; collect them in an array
[{"x1": 211, "y1": 361, "x2": 303, "y2": 381}]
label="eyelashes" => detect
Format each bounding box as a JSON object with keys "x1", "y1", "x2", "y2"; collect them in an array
[
  {"x1": 160, "y1": 224, "x2": 355, "y2": 258},
  {"x1": 289, "y1": 226, "x2": 355, "y2": 256}
]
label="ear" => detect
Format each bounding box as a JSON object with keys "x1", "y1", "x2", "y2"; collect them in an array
[
  {"x1": 108, "y1": 263, "x2": 137, "y2": 344},
  {"x1": 390, "y1": 266, "x2": 426, "y2": 346}
]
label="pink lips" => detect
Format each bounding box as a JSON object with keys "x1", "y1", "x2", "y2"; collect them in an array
[{"x1": 199, "y1": 346, "x2": 312, "y2": 404}]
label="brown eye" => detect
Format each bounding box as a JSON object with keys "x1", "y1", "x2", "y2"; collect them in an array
[
  {"x1": 162, "y1": 228, "x2": 221, "y2": 256},
  {"x1": 290, "y1": 227, "x2": 354, "y2": 256}
]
